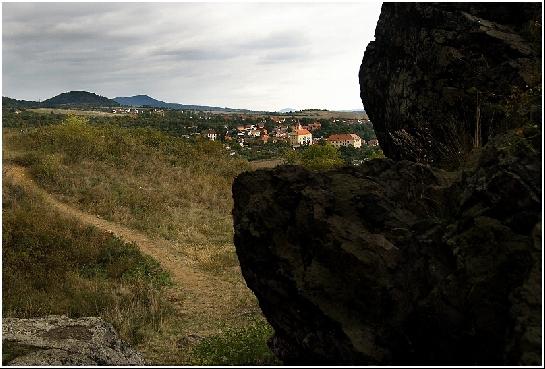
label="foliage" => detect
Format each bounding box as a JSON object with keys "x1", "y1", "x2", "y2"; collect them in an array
[
  {"x1": 2, "y1": 109, "x2": 65, "y2": 128},
  {"x1": 283, "y1": 142, "x2": 385, "y2": 169},
  {"x1": 2, "y1": 181, "x2": 172, "y2": 345},
  {"x1": 314, "y1": 119, "x2": 377, "y2": 141},
  {"x1": 283, "y1": 143, "x2": 344, "y2": 170},
  {"x1": 338, "y1": 145, "x2": 385, "y2": 164},
  {"x1": 190, "y1": 318, "x2": 280, "y2": 365}
]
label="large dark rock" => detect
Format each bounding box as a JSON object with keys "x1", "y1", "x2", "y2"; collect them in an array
[
  {"x1": 359, "y1": 2, "x2": 541, "y2": 168},
  {"x1": 232, "y1": 2, "x2": 542, "y2": 366},
  {"x1": 233, "y1": 127, "x2": 541, "y2": 365}
]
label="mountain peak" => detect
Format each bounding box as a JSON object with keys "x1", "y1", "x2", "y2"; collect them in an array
[
  {"x1": 113, "y1": 95, "x2": 169, "y2": 108},
  {"x1": 42, "y1": 91, "x2": 119, "y2": 107}
]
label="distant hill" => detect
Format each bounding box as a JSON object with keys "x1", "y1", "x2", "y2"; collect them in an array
[
  {"x1": 278, "y1": 108, "x2": 298, "y2": 113},
  {"x1": 114, "y1": 94, "x2": 260, "y2": 113},
  {"x1": 42, "y1": 91, "x2": 119, "y2": 107},
  {"x1": 2, "y1": 96, "x2": 41, "y2": 109},
  {"x1": 338, "y1": 109, "x2": 366, "y2": 113},
  {"x1": 113, "y1": 95, "x2": 172, "y2": 108}
]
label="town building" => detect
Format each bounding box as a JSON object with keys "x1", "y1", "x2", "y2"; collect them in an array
[
  {"x1": 327, "y1": 133, "x2": 363, "y2": 148},
  {"x1": 289, "y1": 125, "x2": 313, "y2": 147}
]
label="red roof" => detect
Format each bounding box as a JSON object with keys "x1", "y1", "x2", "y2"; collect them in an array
[
  {"x1": 295, "y1": 129, "x2": 311, "y2": 136},
  {"x1": 328, "y1": 133, "x2": 361, "y2": 141}
]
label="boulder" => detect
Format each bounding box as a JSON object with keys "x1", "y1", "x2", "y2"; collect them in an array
[
  {"x1": 2, "y1": 315, "x2": 145, "y2": 365},
  {"x1": 233, "y1": 126, "x2": 541, "y2": 365},
  {"x1": 232, "y1": 2, "x2": 541, "y2": 365},
  {"x1": 359, "y1": 2, "x2": 541, "y2": 168}
]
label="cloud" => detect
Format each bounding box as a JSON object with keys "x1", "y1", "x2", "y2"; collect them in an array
[{"x1": 2, "y1": 2, "x2": 382, "y2": 111}]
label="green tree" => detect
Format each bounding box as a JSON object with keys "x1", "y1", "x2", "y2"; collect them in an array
[
  {"x1": 282, "y1": 144, "x2": 343, "y2": 170},
  {"x1": 339, "y1": 145, "x2": 385, "y2": 164},
  {"x1": 283, "y1": 148, "x2": 301, "y2": 165}
]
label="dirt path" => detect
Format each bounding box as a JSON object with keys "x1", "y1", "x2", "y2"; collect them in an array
[{"x1": 3, "y1": 164, "x2": 258, "y2": 357}]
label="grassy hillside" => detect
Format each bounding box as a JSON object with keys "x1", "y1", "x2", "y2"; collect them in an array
[
  {"x1": 2, "y1": 178, "x2": 172, "y2": 346},
  {"x1": 3, "y1": 116, "x2": 277, "y2": 364},
  {"x1": 8, "y1": 116, "x2": 249, "y2": 252}
]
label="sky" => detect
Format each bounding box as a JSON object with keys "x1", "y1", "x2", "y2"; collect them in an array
[{"x1": 2, "y1": 2, "x2": 383, "y2": 111}]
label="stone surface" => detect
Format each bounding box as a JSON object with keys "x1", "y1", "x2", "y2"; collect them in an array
[
  {"x1": 359, "y1": 2, "x2": 541, "y2": 168},
  {"x1": 232, "y1": 2, "x2": 541, "y2": 365},
  {"x1": 233, "y1": 126, "x2": 541, "y2": 365},
  {"x1": 2, "y1": 315, "x2": 145, "y2": 366}
]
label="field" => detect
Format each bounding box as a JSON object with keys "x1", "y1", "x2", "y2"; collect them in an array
[
  {"x1": 249, "y1": 158, "x2": 285, "y2": 170},
  {"x1": 29, "y1": 108, "x2": 126, "y2": 117},
  {"x1": 2, "y1": 116, "x2": 279, "y2": 365}
]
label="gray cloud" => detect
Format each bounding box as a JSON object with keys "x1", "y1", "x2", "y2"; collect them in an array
[{"x1": 2, "y1": 2, "x2": 382, "y2": 111}]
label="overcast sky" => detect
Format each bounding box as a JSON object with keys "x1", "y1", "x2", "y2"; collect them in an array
[{"x1": 3, "y1": 2, "x2": 382, "y2": 111}]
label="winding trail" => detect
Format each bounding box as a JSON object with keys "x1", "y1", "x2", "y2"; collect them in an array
[{"x1": 3, "y1": 164, "x2": 258, "y2": 360}]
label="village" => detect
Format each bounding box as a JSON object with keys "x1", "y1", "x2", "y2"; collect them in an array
[
  {"x1": 199, "y1": 115, "x2": 379, "y2": 150},
  {"x1": 104, "y1": 106, "x2": 381, "y2": 160}
]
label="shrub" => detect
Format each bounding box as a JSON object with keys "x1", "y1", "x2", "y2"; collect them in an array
[
  {"x1": 283, "y1": 143, "x2": 344, "y2": 170},
  {"x1": 190, "y1": 318, "x2": 280, "y2": 365}
]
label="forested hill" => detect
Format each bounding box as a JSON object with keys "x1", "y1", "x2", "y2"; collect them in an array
[
  {"x1": 42, "y1": 91, "x2": 119, "y2": 107},
  {"x1": 114, "y1": 94, "x2": 173, "y2": 108},
  {"x1": 114, "y1": 94, "x2": 258, "y2": 113},
  {"x1": 2, "y1": 96, "x2": 41, "y2": 108}
]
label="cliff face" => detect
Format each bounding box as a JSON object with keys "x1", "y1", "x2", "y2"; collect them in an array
[
  {"x1": 232, "y1": 2, "x2": 541, "y2": 366},
  {"x1": 359, "y1": 2, "x2": 541, "y2": 168},
  {"x1": 233, "y1": 127, "x2": 541, "y2": 365}
]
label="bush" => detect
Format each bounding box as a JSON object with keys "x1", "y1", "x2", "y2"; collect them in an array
[
  {"x1": 283, "y1": 143, "x2": 344, "y2": 170},
  {"x1": 190, "y1": 318, "x2": 280, "y2": 365}
]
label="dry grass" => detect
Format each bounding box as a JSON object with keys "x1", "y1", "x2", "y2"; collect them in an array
[
  {"x1": 2, "y1": 179, "x2": 172, "y2": 346},
  {"x1": 2, "y1": 116, "x2": 277, "y2": 364},
  {"x1": 6, "y1": 116, "x2": 249, "y2": 251},
  {"x1": 249, "y1": 158, "x2": 285, "y2": 170}
]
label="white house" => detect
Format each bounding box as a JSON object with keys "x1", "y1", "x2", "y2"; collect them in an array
[
  {"x1": 327, "y1": 133, "x2": 363, "y2": 148},
  {"x1": 289, "y1": 126, "x2": 313, "y2": 147}
]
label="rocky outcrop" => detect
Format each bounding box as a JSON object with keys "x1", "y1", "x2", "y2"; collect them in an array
[
  {"x1": 359, "y1": 2, "x2": 541, "y2": 168},
  {"x1": 2, "y1": 315, "x2": 145, "y2": 365},
  {"x1": 233, "y1": 126, "x2": 541, "y2": 365},
  {"x1": 232, "y1": 2, "x2": 541, "y2": 366}
]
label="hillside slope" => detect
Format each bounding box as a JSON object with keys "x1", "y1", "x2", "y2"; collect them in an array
[
  {"x1": 2, "y1": 96, "x2": 41, "y2": 108},
  {"x1": 114, "y1": 94, "x2": 174, "y2": 108},
  {"x1": 42, "y1": 91, "x2": 119, "y2": 107},
  {"x1": 3, "y1": 116, "x2": 277, "y2": 364},
  {"x1": 114, "y1": 94, "x2": 261, "y2": 112}
]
